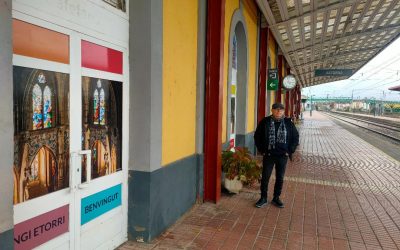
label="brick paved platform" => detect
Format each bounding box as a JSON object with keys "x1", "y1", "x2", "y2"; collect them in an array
[{"x1": 119, "y1": 112, "x2": 400, "y2": 250}]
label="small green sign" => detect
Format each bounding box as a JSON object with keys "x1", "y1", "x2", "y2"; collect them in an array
[
  {"x1": 314, "y1": 69, "x2": 353, "y2": 77},
  {"x1": 267, "y1": 69, "x2": 278, "y2": 90}
]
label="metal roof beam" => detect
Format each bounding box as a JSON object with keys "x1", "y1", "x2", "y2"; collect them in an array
[
  {"x1": 299, "y1": 12, "x2": 306, "y2": 49},
  {"x1": 288, "y1": 24, "x2": 400, "y2": 53},
  {"x1": 323, "y1": 6, "x2": 345, "y2": 68},
  {"x1": 311, "y1": 1, "x2": 316, "y2": 64},
  {"x1": 318, "y1": 10, "x2": 329, "y2": 63},
  {"x1": 385, "y1": 4, "x2": 400, "y2": 27},
  {"x1": 338, "y1": 0, "x2": 373, "y2": 61},
  {"x1": 276, "y1": 0, "x2": 289, "y2": 21},
  {"x1": 267, "y1": 0, "x2": 360, "y2": 28},
  {"x1": 372, "y1": 0, "x2": 399, "y2": 30},
  {"x1": 286, "y1": 22, "x2": 300, "y2": 64},
  {"x1": 350, "y1": 0, "x2": 374, "y2": 35},
  {"x1": 340, "y1": 3, "x2": 357, "y2": 38},
  {"x1": 256, "y1": 0, "x2": 277, "y2": 25},
  {"x1": 295, "y1": 0, "x2": 303, "y2": 16},
  {"x1": 361, "y1": 0, "x2": 387, "y2": 32},
  {"x1": 294, "y1": 46, "x2": 381, "y2": 67}
]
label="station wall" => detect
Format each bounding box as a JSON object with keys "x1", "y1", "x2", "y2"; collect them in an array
[
  {"x1": 162, "y1": 0, "x2": 198, "y2": 166},
  {"x1": 128, "y1": 0, "x2": 202, "y2": 242}
]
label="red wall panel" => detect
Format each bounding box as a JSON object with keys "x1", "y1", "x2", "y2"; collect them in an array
[
  {"x1": 257, "y1": 27, "x2": 268, "y2": 123},
  {"x1": 204, "y1": 0, "x2": 225, "y2": 203},
  {"x1": 81, "y1": 40, "x2": 123, "y2": 74}
]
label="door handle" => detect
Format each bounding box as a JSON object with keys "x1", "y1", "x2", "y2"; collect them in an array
[{"x1": 78, "y1": 150, "x2": 91, "y2": 189}]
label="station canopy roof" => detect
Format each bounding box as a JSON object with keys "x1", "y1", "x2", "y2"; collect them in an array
[{"x1": 256, "y1": 0, "x2": 400, "y2": 87}]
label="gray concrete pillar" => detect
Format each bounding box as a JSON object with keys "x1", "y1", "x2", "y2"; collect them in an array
[
  {"x1": 128, "y1": 0, "x2": 163, "y2": 242},
  {"x1": 0, "y1": 0, "x2": 15, "y2": 249}
]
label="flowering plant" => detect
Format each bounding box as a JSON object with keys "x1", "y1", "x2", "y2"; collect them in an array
[{"x1": 221, "y1": 147, "x2": 261, "y2": 186}]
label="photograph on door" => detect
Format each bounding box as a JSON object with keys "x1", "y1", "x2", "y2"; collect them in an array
[
  {"x1": 13, "y1": 66, "x2": 70, "y2": 204},
  {"x1": 81, "y1": 77, "x2": 122, "y2": 181}
]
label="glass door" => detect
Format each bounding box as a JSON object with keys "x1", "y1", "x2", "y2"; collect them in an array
[
  {"x1": 13, "y1": 17, "x2": 128, "y2": 250},
  {"x1": 13, "y1": 17, "x2": 74, "y2": 250},
  {"x1": 71, "y1": 34, "x2": 128, "y2": 250}
]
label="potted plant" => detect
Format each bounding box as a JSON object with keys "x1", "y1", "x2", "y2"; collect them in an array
[{"x1": 221, "y1": 147, "x2": 261, "y2": 193}]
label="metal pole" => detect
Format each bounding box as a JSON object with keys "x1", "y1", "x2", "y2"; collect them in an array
[
  {"x1": 374, "y1": 100, "x2": 376, "y2": 117},
  {"x1": 351, "y1": 89, "x2": 354, "y2": 113},
  {"x1": 382, "y1": 90, "x2": 385, "y2": 116}
]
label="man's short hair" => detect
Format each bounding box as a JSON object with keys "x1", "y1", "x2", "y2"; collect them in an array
[{"x1": 272, "y1": 103, "x2": 285, "y2": 109}]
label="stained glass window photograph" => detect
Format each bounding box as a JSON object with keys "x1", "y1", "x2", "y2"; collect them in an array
[{"x1": 13, "y1": 66, "x2": 69, "y2": 204}]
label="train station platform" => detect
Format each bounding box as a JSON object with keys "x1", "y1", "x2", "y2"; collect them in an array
[{"x1": 119, "y1": 112, "x2": 400, "y2": 250}]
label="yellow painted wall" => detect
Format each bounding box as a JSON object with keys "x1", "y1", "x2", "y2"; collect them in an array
[
  {"x1": 281, "y1": 61, "x2": 286, "y2": 79},
  {"x1": 243, "y1": 0, "x2": 258, "y2": 133},
  {"x1": 270, "y1": 91, "x2": 276, "y2": 105},
  {"x1": 162, "y1": 0, "x2": 198, "y2": 165},
  {"x1": 268, "y1": 32, "x2": 277, "y2": 69},
  {"x1": 222, "y1": 0, "x2": 239, "y2": 144}
]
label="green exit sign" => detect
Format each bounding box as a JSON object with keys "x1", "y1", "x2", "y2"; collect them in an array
[{"x1": 267, "y1": 69, "x2": 278, "y2": 90}]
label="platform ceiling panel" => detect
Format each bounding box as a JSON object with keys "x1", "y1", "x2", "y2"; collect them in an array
[{"x1": 256, "y1": 0, "x2": 400, "y2": 87}]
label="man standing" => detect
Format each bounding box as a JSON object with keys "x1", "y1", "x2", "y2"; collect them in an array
[{"x1": 254, "y1": 103, "x2": 299, "y2": 208}]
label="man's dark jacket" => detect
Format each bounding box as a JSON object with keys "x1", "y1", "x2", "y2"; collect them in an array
[{"x1": 254, "y1": 116, "x2": 299, "y2": 156}]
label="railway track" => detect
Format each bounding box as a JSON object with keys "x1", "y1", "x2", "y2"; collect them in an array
[
  {"x1": 323, "y1": 111, "x2": 400, "y2": 143},
  {"x1": 331, "y1": 111, "x2": 400, "y2": 129}
]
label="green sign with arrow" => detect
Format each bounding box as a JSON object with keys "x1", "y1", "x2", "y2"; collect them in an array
[{"x1": 267, "y1": 69, "x2": 278, "y2": 90}]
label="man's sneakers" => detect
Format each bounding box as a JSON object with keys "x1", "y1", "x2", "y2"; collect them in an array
[
  {"x1": 256, "y1": 197, "x2": 285, "y2": 208},
  {"x1": 255, "y1": 197, "x2": 268, "y2": 208},
  {"x1": 272, "y1": 197, "x2": 284, "y2": 208}
]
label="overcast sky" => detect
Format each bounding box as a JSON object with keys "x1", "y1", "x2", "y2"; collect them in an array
[{"x1": 303, "y1": 37, "x2": 400, "y2": 101}]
